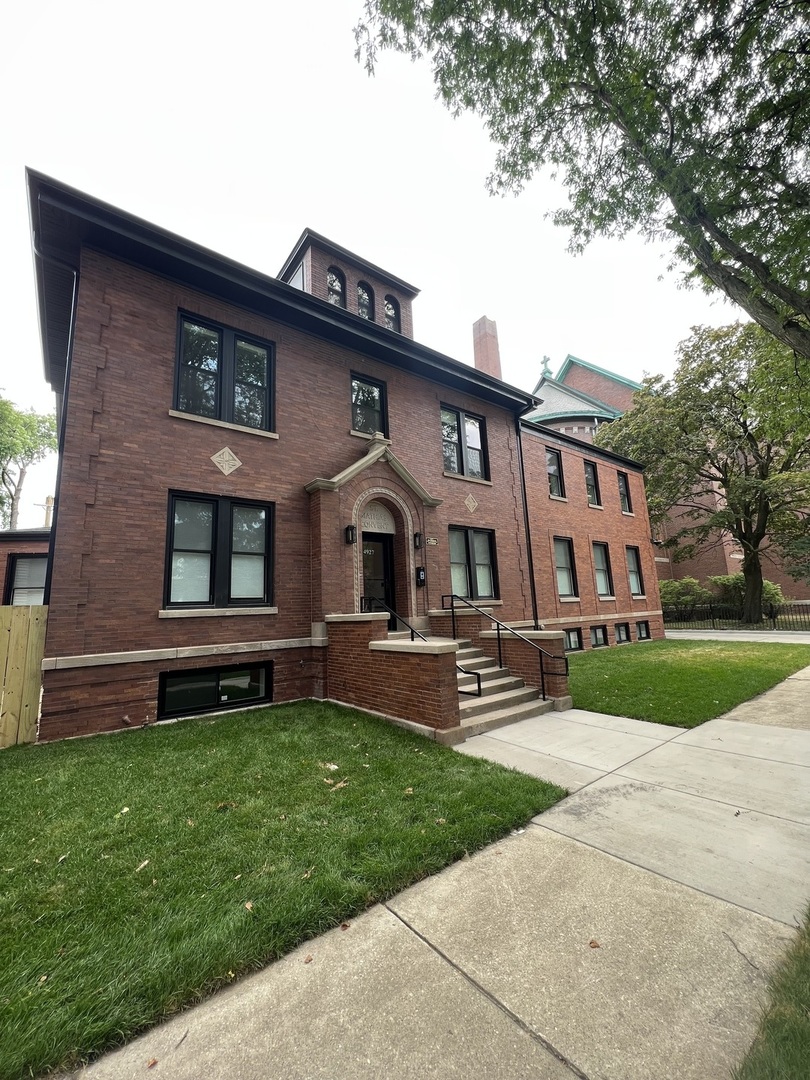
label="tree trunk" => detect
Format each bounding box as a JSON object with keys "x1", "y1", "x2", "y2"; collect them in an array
[
  {"x1": 741, "y1": 551, "x2": 764, "y2": 624},
  {"x1": 9, "y1": 465, "x2": 25, "y2": 531}
]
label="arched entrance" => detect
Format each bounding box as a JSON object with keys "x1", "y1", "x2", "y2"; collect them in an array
[{"x1": 360, "y1": 500, "x2": 397, "y2": 628}]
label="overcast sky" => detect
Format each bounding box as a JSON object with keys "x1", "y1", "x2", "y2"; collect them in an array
[{"x1": 2, "y1": 0, "x2": 734, "y2": 527}]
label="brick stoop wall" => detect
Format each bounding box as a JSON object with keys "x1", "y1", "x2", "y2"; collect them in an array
[
  {"x1": 479, "y1": 629, "x2": 569, "y2": 701},
  {"x1": 325, "y1": 613, "x2": 461, "y2": 731}
]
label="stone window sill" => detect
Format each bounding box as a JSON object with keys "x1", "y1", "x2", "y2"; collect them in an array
[
  {"x1": 598, "y1": 596, "x2": 616, "y2": 602},
  {"x1": 158, "y1": 607, "x2": 279, "y2": 619},
  {"x1": 621, "y1": 510, "x2": 635, "y2": 517},
  {"x1": 442, "y1": 471, "x2": 493, "y2": 487},
  {"x1": 549, "y1": 494, "x2": 568, "y2": 502},
  {"x1": 350, "y1": 429, "x2": 391, "y2": 443},
  {"x1": 588, "y1": 503, "x2": 604, "y2": 510},
  {"x1": 168, "y1": 410, "x2": 279, "y2": 439},
  {"x1": 559, "y1": 596, "x2": 581, "y2": 603}
]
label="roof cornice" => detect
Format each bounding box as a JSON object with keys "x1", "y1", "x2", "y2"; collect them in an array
[
  {"x1": 278, "y1": 228, "x2": 420, "y2": 296},
  {"x1": 555, "y1": 354, "x2": 643, "y2": 391}
]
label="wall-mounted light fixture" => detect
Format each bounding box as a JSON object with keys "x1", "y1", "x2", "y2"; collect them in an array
[
  {"x1": 650, "y1": 538, "x2": 664, "y2": 547},
  {"x1": 413, "y1": 531, "x2": 423, "y2": 550},
  {"x1": 345, "y1": 524, "x2": 357, "y2": 545}
]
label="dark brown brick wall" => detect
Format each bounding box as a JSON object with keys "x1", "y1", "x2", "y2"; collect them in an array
[{"x1": 306, "y1": 244, "x2": 415, "y2": 339}]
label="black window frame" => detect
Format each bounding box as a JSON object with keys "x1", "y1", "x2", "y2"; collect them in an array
[
  {"x1": 546, "y1": 448, "x2": 565, "y2": 498},
  {"x1": 383, "y1": 295, "x2": 401, "y2": 333},
  {"x1": 564, "y1": 628, "x2": 583, "y2": 651},
  {"x1": 327, "y1": 266, "x2": 346, "y2": 308},
  {"x1": 618, "y1": 472, "x2": 632, "y2": 513},
  {"x1": 626, "y1": 546, "x2": 645, "y2": 596},
  {"x1": 175, "y1": 313, "x2": 275, "y2": 432},
  {"x1": 158, "y1": 660, "x2": 273, "y2": 720},
  {"x1": 351, "y1": 373, "x2": 389, "y2": 437},
  {"x1": 553, "y1": 537, "x2": 578, "y2": 598},
  {"x1": 441, "y1": 405, "x2": 489, "y2": 480},
  {"x1": 165, "y1": 492, "x2": 274, "y2": 609},
  {"x1": 590, "y1": 625, "x2": 608, "y2": 648},
  {"x1": 584, "y1": 460, "x2": 601, "y2": 506},
  {"x1": 592, "y1": 542, "x2": 614, "y2": 597},
  {"x1": 4, "y1": 553, "x2": 48, "y2": 605},
  {"x1": 357, "y1": 281, "x2": 375, "y2": 321},
  {"x1": 636, "y1": 620, "x2": 651, "y2": 640},
  {"x1": 615, "y1": 622, "x2": 631, "y2": 643},
  {"x1": 448, "y1": 526, "x2": 498, "y2": 601}
]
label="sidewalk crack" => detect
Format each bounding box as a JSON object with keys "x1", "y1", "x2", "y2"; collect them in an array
[{"x1": 722, "y1": 932, "x2": 760, "y2": 973}]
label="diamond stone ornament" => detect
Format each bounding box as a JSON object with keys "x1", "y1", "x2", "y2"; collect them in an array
[
  {"x1": 211, "y1": 447, "x2": 242, "y2": 476},
  {"x1": 464, "y1": 493, "x2": 479, "y2": 514}
]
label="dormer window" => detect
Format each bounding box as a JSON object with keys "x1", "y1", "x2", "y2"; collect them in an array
[
  {"x1": 384, "y1": 295, "x2": 400, "y2": 333},
  {"x1": 357, "y1": 282, "x2": 374, "y2": 320},
  {"x1": 327, "y1": 267, "x2": 346, "y2": 308}
]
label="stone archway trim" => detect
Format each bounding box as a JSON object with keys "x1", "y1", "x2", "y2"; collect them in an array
[{"x1": 305, "y1": 433, "x2": 442, "y2": 508}]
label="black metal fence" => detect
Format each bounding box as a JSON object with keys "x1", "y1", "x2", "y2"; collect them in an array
[{"x1": 663, "y1": 602, "x2": 810, "y2": 631}]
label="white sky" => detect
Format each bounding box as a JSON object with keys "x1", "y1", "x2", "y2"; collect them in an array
[{"x1": 1, "y1": 0, "x2": 734, "y2": 527}]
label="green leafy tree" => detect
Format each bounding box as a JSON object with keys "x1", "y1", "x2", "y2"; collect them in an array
[
  {"x1": 0, "y1": 398, "x2": 57, "y2": 530},
  {"x1": 356, "y1": 0, "x2": 810, "y2": 359},
  {"x1": 596, "y1": 323, "x2": 810, "y2": 623}
]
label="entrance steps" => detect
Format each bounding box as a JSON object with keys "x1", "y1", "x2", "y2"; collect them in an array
[{"x1": 386, "y1": 632, "x2": 562, "y2": 743}]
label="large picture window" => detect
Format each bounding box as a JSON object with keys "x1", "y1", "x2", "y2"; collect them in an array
[
  {"x1": 351, "y1": 374, "x2": 388, "y2": 436},
  {"x1": 166, "y1": 494, "x2": 272, "y2": 608},
  {"x1": 449, "y1": 527, "x2": 497, "y2": 600},
  {"x1": 441, "y1": 406, "x2": 488, "y2": 479},
  {"x1": 553, "y1": 538, "x2": 578, "y2": 598},
  {"x1": 176, "y1": 315, "x2": 274, "y2": 431}
]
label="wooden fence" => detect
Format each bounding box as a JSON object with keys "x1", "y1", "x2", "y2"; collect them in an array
[{"x1": 0, "y1": 606, "x2": 47, "y2": 748}]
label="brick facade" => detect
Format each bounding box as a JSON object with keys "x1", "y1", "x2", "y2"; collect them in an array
[{"x1": 0, "y1": 531, "x2": 50, "y2": 604}]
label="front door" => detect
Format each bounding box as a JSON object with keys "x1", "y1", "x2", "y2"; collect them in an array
[{"x1": 362, "y1": 532, "x2": 396, "y2": 629}]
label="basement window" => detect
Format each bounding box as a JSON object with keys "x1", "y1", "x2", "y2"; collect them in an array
[
  {"x1": 564, "y1": 628, "x2": 583, "y2": 651},
  {"x1": 158, "y1": 662, "x2": 273, "y2": 719},
  {"x1": 636, "y1": 621, "x2": 651, "y2": 640},
  {"x1": 590, "y1": 625, "x2": 608, "y2": 648}
]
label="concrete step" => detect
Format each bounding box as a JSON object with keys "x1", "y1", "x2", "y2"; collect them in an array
[
  {"x1": 458, "y1": 695, "x2": 558, "y2": 738},
  {"x1": 457, "y1": 674, "x2": 524, "y2": 697},
  {"x1": 458, "y1": 684, "x2": 540, "y2": 719},
  {"x1": 457, "y1": 665, "x2": 513, "y2": 688},
  {"x1": 454, "y1": 653, "x2": 500, "y2": 673},
  {"x1": 455, "y1": 646, "x2": 488, "y2": 662}
]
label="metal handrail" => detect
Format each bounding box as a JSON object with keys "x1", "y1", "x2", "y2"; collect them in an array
[
  {"x1": 360, "y1": 596, "x2": 482, "y2": 697},
  {"x1": 441, "y1": 594, "x2": 569, "y2": 701}
]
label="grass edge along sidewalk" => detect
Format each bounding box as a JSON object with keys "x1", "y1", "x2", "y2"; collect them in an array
[
  {"x1": 568, "y1": 639, "x2": 810, "y2": 728},
  {"x1": 732, "y1": 905, "x2": 810, "y2": 1080},
  {"x1": 0, "y1": 701, "x2": 565, "y2": 1080}
]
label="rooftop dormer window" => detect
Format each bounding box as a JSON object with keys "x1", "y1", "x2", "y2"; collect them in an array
[
  {"x1": 384, "y1": 295, "x2": 400, "y2": 333},
  {"x1": 357, "y1": 282, "x2": 374, "y2": 320},
  {"x1": 327, "y1": 267, "x2": 346, "y2": 308}
]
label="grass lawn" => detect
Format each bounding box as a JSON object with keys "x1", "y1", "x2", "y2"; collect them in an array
[
  {"x1": 733, "y1": 907, "x2": 810, "y2": 1080},
  {"x1": 0, "y1": 701, "x2": 564, "y2": 1080},
  {"x1": 568, "y1": 639, "x2": 810, "y2": 727}
]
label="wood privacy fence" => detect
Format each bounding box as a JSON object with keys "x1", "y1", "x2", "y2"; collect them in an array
[{"x1": 0, "y1": 606, "x2": 47, "y2": 748}]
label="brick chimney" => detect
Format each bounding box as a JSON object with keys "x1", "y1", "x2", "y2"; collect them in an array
[{"x1": 472, "y1": 316, "x2": 502, "y2": 380}]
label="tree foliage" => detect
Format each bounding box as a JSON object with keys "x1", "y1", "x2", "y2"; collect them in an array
[
  {"x1": 356, "y1": 0, "x2": 810, "y2": 358},
  {"x1": 707, "y1": 574, "x2": 786, "y2": 607},
  {"x1": 595, "y1": 323, "x2": 810, "y2": 621},
  {"x1": 0, "y1": 397, "x2": 57, "y2": 530}
]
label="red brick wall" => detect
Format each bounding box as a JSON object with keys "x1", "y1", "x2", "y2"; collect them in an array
[
  {"x1": 522, "y1": 427, "x2": 664, "y2": 648},
  {"x1": 326, "y1": 617, "x2": 460, "y2": 730},
  {"x1": 561, "y1": 364, "x2": 638, "y2": 413},
  {"x1": 306, "y1": 244, "x2": 415, "y2": 339},
  {"x1": 479, "y1": 631, "x2": 569, "y2": 699}
]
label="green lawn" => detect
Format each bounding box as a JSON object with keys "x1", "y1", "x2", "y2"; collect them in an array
[
  {"x1": 733, "y1": 907, "x2": 810, "y2": 1080},
  {"x1": 568, "y1": 639, "x2": 810, "y2": 727},
  {"x1": 0, "y1": 701, "x2": 564, "y2": 1080}
]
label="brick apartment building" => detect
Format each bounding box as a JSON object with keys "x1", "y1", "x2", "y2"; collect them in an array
[{"x1": 27, "y1": 171, "x2": 663, "y2": 743}]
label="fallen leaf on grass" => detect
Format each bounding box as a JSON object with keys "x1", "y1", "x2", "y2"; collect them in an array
[
  {"x1": 301, "y1": 866, "x2": 315, "y2": 880},
  {"x1": 244, "y1": 901, "x2": 254, "y2": 912},
  {"x1": 330, "y1": 779, "x2": 349, "y2": 792},
  {"x1": 115, "y1": 807, "x2": 129, "y2": 818},
  {"x1": 589, "y1": 939, "x2": 601, "y2": 949},
  {"x1": 234, "y1": 873, "x2": 242, "y2": 880},
  {"x1": 216, "y1": 802, "x2": 237, "y2": 812},
  {"x1": 323, "y1": 778, "x2": 334, "y2": 785},
  {"x1": 404, "y1": 787, "x2": 414, "y2": 795},
  {"x1": 320, "y1": 762, "x2": 339, "y2": 771},
  {"x1": 135, "y1": 860, "x2": 150, "y2": 873},
  {"x1": 186, "y1": 819, "x2": 195, "y2": 827},
  {"x1": 435, "y1": 818, "x2": 446, "y2": 825},
  {"x1": 57, "y1": 854, "x2": 68, "y2": 864},
  {"x1": 38, "y1": 975, "x2": 48, "y2": 984}
]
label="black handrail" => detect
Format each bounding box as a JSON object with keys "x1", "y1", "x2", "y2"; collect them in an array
[
  {"x1": 360, "y1": 596, "x2": 483, "y2": 696},
  {"x1": 441, "y1": 594, "x2": 569, "y2": 701}
]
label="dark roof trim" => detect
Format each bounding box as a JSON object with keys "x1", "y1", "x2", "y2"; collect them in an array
[
  {"x1": 0, "y1": 528, "x2": 51, "y2": 540},
  {"x1": 520, "y1": 419, "x2": 644, "y2": 470},
  {"x1": 278, "y1": 228, "x2": 420, "y2": 296},
  {"x1": 26, "y1": 170, "x2": 535, "y2": 415},
  {"x1": 555, "y1": 354, "x2": 643, "y2": 391}
]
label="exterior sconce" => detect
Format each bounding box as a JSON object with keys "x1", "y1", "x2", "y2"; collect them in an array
[
  {"x1": 651, "y1": 538, "x2": 664, "y2": 547},
  {"x1": 413, "y1": 532, "x2": 423, "y2": 550},
  {"x1": 345, "y1": 525, "x2": 357, "y2": 545}
]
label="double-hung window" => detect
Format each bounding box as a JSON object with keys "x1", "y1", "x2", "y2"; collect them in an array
[
  {"x1": 618, "y1": 472, "x2": 632, "y2": 513},
  {"x1": 584, "y1": 461, "x2": 601, "y2": 506},
  {"x1": 5, "y1": 555, "x2": 47, "y2": 605},
  {"x1": 167, "y1": 494, "x2": 273, "y2": 608},
  {"x1": 593, "y1": 542, "x2": 614, "y2": 597},
  {"x1": 449, "y1": 527, "x2": 497, "y2": 600},
  {"x1": 626, "y1": 546, "x2": 645, "y2": 596},
  {"x1": 441, "y1": 406, "x2": 488, "y2": 479},
  {"x1": 554, "y1": 538, "x2": 578, "y2": 598},
  {"x1": 176, "y1": 316, "x2": 274, "y2": 431},
  {"x1": 351, "y1": 374, "x2": 388, "y2": 436},
  {"x1": 546, "y1": 448, "x2": 565, "y2": 497}
]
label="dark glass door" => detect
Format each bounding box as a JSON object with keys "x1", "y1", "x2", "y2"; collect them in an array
[{"x1": 362, "y1": 532, "x2": 396, "y2": 629}]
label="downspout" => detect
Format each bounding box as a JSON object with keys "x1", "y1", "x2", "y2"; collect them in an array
[
  {"x1": 31, "y1": 227, "x2": 80, "y2": 608},
  {"x1": 515, "y1": 415, "x2": 540, "y2": 630}
]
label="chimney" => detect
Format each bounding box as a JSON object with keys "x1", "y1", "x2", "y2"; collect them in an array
[{"x1": 472, "y1": 316, "x2": 502, "y2": 381}]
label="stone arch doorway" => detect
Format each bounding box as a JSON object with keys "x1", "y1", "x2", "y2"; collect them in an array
[{"x1": 355, "y1": 493, "x2": 415, "y2": 627}]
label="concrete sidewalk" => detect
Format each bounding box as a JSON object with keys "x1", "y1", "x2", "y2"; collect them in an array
[{"x1": 70, "y1": 665, "x2": 810, "y2": 1080}]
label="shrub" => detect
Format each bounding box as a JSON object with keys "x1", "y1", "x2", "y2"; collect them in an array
[
  {"x1": 659, "y1": 577, "x2": 712, "y2": 607},
  {"x1": 707, "y1": 574, "x2": 786, "y2": 607}
]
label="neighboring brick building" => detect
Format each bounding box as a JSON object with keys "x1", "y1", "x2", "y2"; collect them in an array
[
  {"x1": 0, "y1": 528, "x2": 50, "y2": 605},
  {"x1": 27, "y1": 171, "x2": 663, "y2": 742}
]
